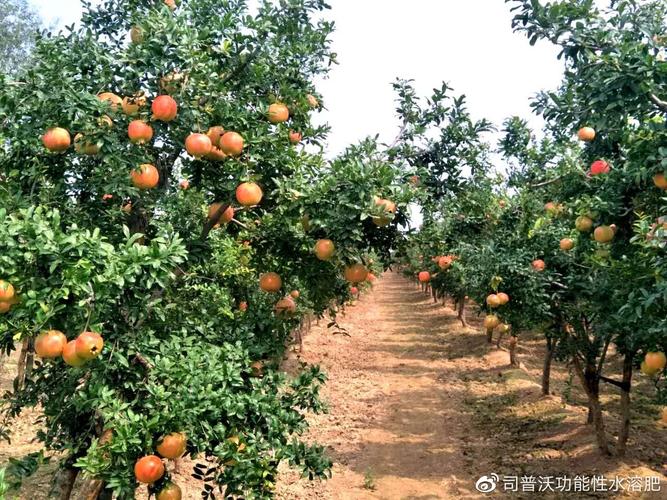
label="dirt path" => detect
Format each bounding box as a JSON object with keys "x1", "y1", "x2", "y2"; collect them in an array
[
  {"x1": 278, "y1": 272, "x2": 667, "y2": 500},
  {"x1": 278, "y1": 271, "x2": 497, "y2": 499}
]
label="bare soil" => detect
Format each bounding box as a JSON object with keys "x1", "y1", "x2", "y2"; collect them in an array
[
  {"x1": 1, "y1": 271, "x2": 666, "y2": 499},
  {"x1": 276, "y1": 272, "x2": 667, "y2": 499}
]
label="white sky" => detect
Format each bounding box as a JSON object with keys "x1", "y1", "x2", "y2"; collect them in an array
[{"x1": 29, "y1": 0, "x2": 568, "y2": 227}]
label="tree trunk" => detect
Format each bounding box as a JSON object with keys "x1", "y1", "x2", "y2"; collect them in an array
[
  {"x1": 617, "y1": 353, "x2": 634, "y2": 457},
  {"x1": 509, "y1": 337, "x2": 519, "y2": 367},
  {"x1": 16, "y1": 337, "x2": 29, "y2": 389},
  {"x1": 457, "y1": 294, "x2": 468, "y2": 327},
  {"x1": 572, "y1": 357, "x2": 610, "y2": 455},
  {"x1": 495, "y1": 329, "x2": 504, "y2": 348},
  {"x1": 432, "y1": 286, "x2": 438, "y2": 303},
  {"x1": 542, "y1": 337, "x2": 555, "y2": 396},
  {"x1": 47, "y1": 466, "x2": 78, "y2": 500},
  {"x1": 486, "y1": 327, "x2": 494, "y2": 344},
  {"x1": 25, "y1": 339, "x2": 34, "y2": 380}
]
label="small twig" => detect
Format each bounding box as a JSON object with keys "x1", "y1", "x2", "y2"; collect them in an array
[
  {"x1": 82, "y1": 284, "x2": 96, "y2": 332},
  {"x1": 76, "y1": 371, "x2": 92, "y2": 391},
  {"x1": 231, "y1": 218, "x2": 249, "y2": 229}
]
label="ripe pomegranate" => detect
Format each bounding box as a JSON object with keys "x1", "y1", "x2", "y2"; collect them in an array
[
  {"x1": 301, "y1": 215, "x2": 311, "y2": 232},
  {"x1": 206, "y1": 126, "x2": 225, "y2": 147},
  {"x1": 306, "y1": 94, "x2": 319, "y2": 108},
  {"x1": 289, "y1": 130, "x2": 302, "y2": 144},
  {"x1": 259, "y1": 272, "x2": 282, "y2": 293},
  {"x1": 290, "y1": 290, "x2": 300, "y2": 299},
  {"x1": 179, "y1": 179, "x2": 189, "y2": 190},
  {"x1": 344, "y1": 264, "x2": 368, "y2": 283},
  {"x1": 152, "y1": 95, "x2": 178, "y2": 122},
  {"x1": 0, "y1": 302, "x2": 11, "y2": 314},
  {"x1": 375, "y1": 197, "x2": 397, "y2": 213},
  {"x1": 589, "y1": 159, "x2": 610, "y2": 176},
  {"x1": 575, "y1": 215, "x2": 593, "y2": 232},
  {"x1": 219, "y1": 131, "x2": 244, "y2": 156},
  {"x1": 486, "y1": 294, "x2": 501, "y2": 308},
  {"x1": 484, "y1": 315, "x2": 500, "y2": 330},
  {"x1": 0, "y1": 280, "x2": 15, "y2": 302},
  {"x1": 73, "y1": 134, "x2": 100, "y2": 155},
  {"x1": 42, "y1": 127, "x2": 71, "y2": 152},
  {"x1": 131, "y1": 164, "x2": 159, "y2": 189},
  {"x1": 350, "y1": 286, "x2": 359, "y2": 295},
  {"x1": 157, "y1": 483, "x2": 182, "y2": 500},
  {"x1": 532, "y1": 259, "x2": 545, "y2": 272},
  {"x1": 437, "y1": 256, "x2": 452, "y2": 270},
  {"x1": 372, "y1": 197, "x2": 397, "y2": 227},
  {"x1": 645, "y1": 352, "x2": 667, "y2": 372},
  {"x1": 641, "y1": 360, "x2": 660, "y2": 376},
  {"x1": 268, "y1": 103, "x2": 289, "y2": 123},
  {"x1": 236, "y1": 182, "x2": 263, "y2": 206},
  {"x1": 249, "y1": 361, "x2": 263, "y2": 378},
  {"x1": 205, "y1": 147, "x2": 227, "y2": 161},
  {"x1": 134, "y1": 455, "x2": 165, "y2": 484},
  {"x1": 274, "y1": 296, "x2": 297, "y2": 317},
  {"x1": 75, "y1": 331, "x2": 104, "y2": 361},
  {"x1": 97, "y1": 92, "x2": 122, "y2": 111},
  {"x1": 128, "y1": 120, "x2": 154, "y2": 144},
  {"x1": 122, "y1": 95, "x2": 146, "y2": 115},
  {"x1": 367, "y1": 273, "x2": 376, "y2": 282},
  {"x1": 98, "y1": 115, "x2": 113, "y2": 128},
  {"x1": 160, "y1": 71, "x2": 186, "y2": 93},
  {"x1": 577, "y1": 126, "x2": 595, "y2": 142},
  {"x1": 654, "y1": 173, "x2": 667, "y2": 190},
  {"x1": 129, "y1": 26, "x2": 144, "y2": 44},
  {"x1": 156, "y1": 432, "x2": 187, "y2": 459},
  {"x1": 208, "y1": 203, "x2": 234, "y2": 226},
  {"x1": 593, "y1": 225, "x2": 614, "y2": 243},
  {"x1": 185, "y1": 133, "x2": 212, "y2": 158},
  {"x1": 239, "y1": 301, "x2": 248, "y2": 312},
  {"x1": 497, "y1": 292, "x2": 510, "y2": 305},
  {"x1": 35, "y1": 330, "x2": 67, "y2": 359},
  {"x1": 418, "y1": 271, "x2": 431, "y2": 283},
  {"x1": 560, "y1": 238, "x2": 575, "y2": 251},
  {"x1": 62, "y1": 340, "x2": 86, "y2": 367},
  {"x1": 314, "y1": 239, "x2": 335, "y2": 261}
]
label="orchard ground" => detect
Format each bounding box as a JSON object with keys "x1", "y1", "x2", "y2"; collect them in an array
[{"x1": 1, "y1": 272, "x2": 666, "y2": 499}]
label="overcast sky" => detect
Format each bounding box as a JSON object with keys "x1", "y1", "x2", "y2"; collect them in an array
[{"x1": 29, "y1": 0, "x2": 565, "y2": 155}]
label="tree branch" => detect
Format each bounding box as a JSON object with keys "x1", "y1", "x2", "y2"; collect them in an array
[
  {"x1": 649, "y1": 93, "x2": 667, "y2": 112},
  {"x1": 200, "y1": 202, "x2": 231, "y2": 240},
  {"x1": 132, "y1": 353, "x2": 153, "y2": 371},
  {"x1": 220, "y1": 35, "x2": 268, "y2": 86},
  {"x1": 599, "y1": 375, "x2": 630, "y2": 391},
  {"x1": 530, "y1": 174, "x2": 565, "y2": 188}
]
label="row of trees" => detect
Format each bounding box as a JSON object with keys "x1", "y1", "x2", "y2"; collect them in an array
[
  {"x1": 399, "y1": 0, "x2": 667, "y2": 458},
  {"x1": 0, "y1": 0, "x2": 418, "y2": 498}
]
